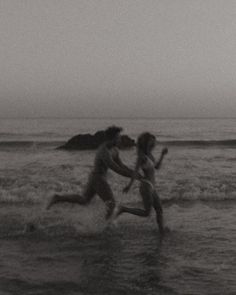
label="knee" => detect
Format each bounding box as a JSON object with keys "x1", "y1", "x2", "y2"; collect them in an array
[
  {"x1": 144, "y1": 207, "x2": 151, "y2": 217},
  {"x1": 80, "y1": 197, "x2": 91, "y2": 205}
]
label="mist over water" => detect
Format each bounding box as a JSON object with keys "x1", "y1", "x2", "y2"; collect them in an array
[{"x1": 1, "y1": 1, "x2": 236, "y2": 292}]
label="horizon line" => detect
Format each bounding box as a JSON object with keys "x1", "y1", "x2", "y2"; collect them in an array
[{"x1": 0, "y1": 116, "x2": 235, "y2": 120}]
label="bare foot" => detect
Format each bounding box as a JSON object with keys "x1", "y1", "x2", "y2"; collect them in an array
[
  {"x1": 113, "y1": 204, "x2": 122, "y2": 218},
  {"x1": 46, "y1": 195, "x2": 58, "y2": 210}
]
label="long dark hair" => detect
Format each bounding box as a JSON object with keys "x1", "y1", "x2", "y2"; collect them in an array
[{"x1": 137, "y1": 132, "x2": 155, "y2": 154}]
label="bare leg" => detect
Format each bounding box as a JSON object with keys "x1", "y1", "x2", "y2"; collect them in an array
[
  {"x1": 47, "y1": 193, "x2": 91, "y2": 209},
  {"x1": 117, "y1": 182, "x2": 152, "y2": 217},
  {"x1": 47, "y1": 179, "x2": 96, "y2": 209},
  {"x1": 117, "y1": 206, "x2": 150, "y2": 217},
  {"x1": 95, "y1": 178, "x2": 115, "y2": 220},
  {"x1": 153, "y1": 191, "x2": 164, "y2": 235},
  {"x1": 104, "y1": 200, "x2": 116, "y2": 220}
]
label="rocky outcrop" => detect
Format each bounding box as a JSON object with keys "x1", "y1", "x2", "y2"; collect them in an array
[{"x1": 58, "y1": 130, "x2": 135, "y2": 150}]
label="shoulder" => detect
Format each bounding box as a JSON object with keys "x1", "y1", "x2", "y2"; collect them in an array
[{"x1": 97, "y1": 143, "x2": 114, "y2": 159}]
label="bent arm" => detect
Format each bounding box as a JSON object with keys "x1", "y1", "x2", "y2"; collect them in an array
[
  {"x1": 103, "y1": 149, "x2": 135, "y2": 178},
  {"x1": 155, "y1": 147, "x2": 168, "y2": 170},
  {"x1": 114, "y1": 151, "x2": 135, "y2": 175}
]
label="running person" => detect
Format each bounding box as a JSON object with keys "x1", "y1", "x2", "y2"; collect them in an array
[
  {"x1": 116, "y1": 132, "x2": 168, "y2": 235},
  {"x1": 47, "y1": 126, "x2": 142, "y2": 220}
]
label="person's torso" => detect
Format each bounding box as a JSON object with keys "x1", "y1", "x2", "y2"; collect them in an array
[
  {"x1": 92, "y1": 143, "x2": 117, "y2": 176},
  {"x1": 141, "y1": 154, "x2": 155, "y2": 184}
]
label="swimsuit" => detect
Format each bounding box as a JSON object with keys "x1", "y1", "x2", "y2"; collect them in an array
[
  {"x1": 141, "y1": 179, "x2": 154, "y2": 190},
  {"x1": 141, "y1": 155, "x2": 155, "y2": 190}
]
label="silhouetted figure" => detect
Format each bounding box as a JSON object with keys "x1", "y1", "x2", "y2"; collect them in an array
[
  {"x1": 47, "y1": 126, "x2": 141, "y2": 219},
  {"x1": 116, "y1": 132, "x2": 168, "y2": 235}
]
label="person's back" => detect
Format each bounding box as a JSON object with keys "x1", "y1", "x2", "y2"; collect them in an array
[{"x1": 92, "y1": 143, "x2": 109, "y2": 176}]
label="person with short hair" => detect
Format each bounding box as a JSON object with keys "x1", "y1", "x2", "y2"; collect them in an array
[{"x1": 47, "y1": 126, "x2": 141, "y2": 220}]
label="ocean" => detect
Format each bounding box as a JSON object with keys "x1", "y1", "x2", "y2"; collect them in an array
[{"x1": 0, "y1": 118, "x2": 235, "y2": 295}]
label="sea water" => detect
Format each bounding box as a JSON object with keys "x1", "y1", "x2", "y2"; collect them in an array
[{"x1": 0, "y1": 118, "x2": 235, "y2": 294}]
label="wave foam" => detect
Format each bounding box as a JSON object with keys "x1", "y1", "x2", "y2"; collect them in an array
[{"x1": 158, "y1": 139, "x2": 236, "y2": 147}]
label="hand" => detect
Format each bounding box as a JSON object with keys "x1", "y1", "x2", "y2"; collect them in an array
[
  {"x1": 161, "y1": 147, "x2": 168, "y2": 155},
  {"x1": 123, "y1": 185, "x2": 131, "y2": 193},
  {"x1": 137, "y1": 173, "x2": 144, "y2": 181}
]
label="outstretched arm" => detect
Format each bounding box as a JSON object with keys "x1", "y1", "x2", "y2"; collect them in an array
[
  {"x1": 123, "y1": 156, "x2": 142, "y2": 193},
  {"x1": 155, "y1": 147, "x2": 168, "y2": 170},
  {"x1": 102, "y1": 148, "x2": 137, "y2": 178},
  {"x1": 113, "y1": 151, "x2": 135, "y2": 175}
]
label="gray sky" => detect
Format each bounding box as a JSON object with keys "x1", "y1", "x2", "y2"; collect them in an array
[{"x1": 0, "y1": 0, "x2": 236, "y2": 118}]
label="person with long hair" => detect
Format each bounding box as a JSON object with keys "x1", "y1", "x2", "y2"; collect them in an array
[
  {"x1": 116, "y1": 132, "x2": 168, "y2": 235},
  {"x1": 47, "y1": 126, "x2": 142, "y2": 220}
]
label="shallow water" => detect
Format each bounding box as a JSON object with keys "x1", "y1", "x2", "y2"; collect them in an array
[
  {"x1": 0, "y1": 118, "x2": 235, "y2": 294},
  {"x1": 0, "y1": 202, "x2": 235, "y2": 295}
]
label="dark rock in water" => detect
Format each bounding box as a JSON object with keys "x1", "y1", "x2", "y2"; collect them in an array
[
  {"x1": 58, "y1": 130, "x2": 135, "y2": 150},
  {"x1": 119, "y1": 135, "x2": 135, "y2": 149}
]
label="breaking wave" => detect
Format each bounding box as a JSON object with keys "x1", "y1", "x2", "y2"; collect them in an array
[
  {"x1": 0, "y1": 139, "x2": 236, "y2": 150},
  {"x1": 0, "y1": 140, "x2": 65, "y2": 150},
  {"x1": 157, "y1": 139, "x2": 236, "y2": 147}
]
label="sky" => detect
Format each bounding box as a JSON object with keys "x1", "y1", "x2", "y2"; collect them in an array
[{"x1": 0, "y1": 0, "x2": 236, "y2": 118}]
